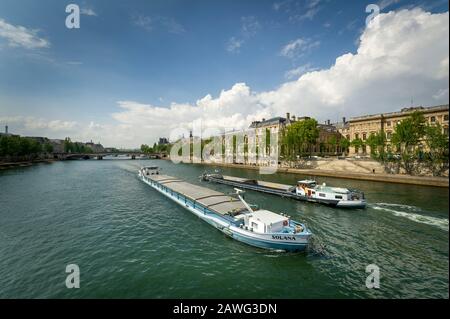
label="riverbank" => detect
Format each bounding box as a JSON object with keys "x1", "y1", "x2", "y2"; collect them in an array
[
  {"x1": 185, "y1": 160, "x2": 449, "y2": 188},
  {"x1": 0, "y1": 159, "x2": 57, "y2": 170}
]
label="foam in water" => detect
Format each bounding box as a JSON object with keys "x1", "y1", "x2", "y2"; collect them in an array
[{"x1": 371, "y1": 203, "x2": 449, "y2": 232}]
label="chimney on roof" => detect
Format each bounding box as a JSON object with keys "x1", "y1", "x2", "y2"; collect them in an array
[
  {"x1": 5, "y1": 125, "x2": 8, "y2": 134},
  {"x1": 286, "y1": 112, "x2": 290, "y2": 120},
  {"x1": 292, "y1": 115, "x2": 296, "y2": 121},
  {"x1": 327, "y1": 119, "x2": 330, "y2": 125},
  {"x1": 342, "y1": 117, "x2": 346, "y2": 124},
  {"x1": 262, "y1": 118, "x2": 265, "y2": 122}
]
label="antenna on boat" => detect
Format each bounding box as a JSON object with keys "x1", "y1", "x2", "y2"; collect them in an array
[{"x1": 234, "y1": 188, "x2": 254, "y2": 213}]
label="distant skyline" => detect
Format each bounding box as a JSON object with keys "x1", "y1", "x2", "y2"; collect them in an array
[{"x1": 0, "y1": 0, "x2": 448, "y2": 148}]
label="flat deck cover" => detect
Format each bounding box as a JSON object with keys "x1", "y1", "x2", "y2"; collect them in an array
[
  {"x1": 147, "y1": 174, "x2": 247, "y2": 215},
  {"x1": 222, "y1": 175, "x2": 291, "y2": 191}
]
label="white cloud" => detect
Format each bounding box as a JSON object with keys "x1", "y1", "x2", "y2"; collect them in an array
[
  {"x1": 226, "y1": 16, "x2": 260, "y2": 53},
  {"x1": 226, "y1": 37, "x2": 243, "y2": 53},
  {"x1": 3, "y1": 9, "x2": 449, "y2": 148},
  {"x1": 0, "y1": 18, "x2": 50, "y2": 49},
  {"x1": 111, "y1": 9, "x2": 448, "y2": 147},
  {"x1": 81, "y1": 8, "x2": 97, "y2": 16},
  {"x1": 284, "y1": 63, "x2": 318, "y2": 79},
  {"x1": 133, "y1": 15, "x2": 152, "y2": 31},
  {"x1": 132, "y1": 15, "x2": 185, "y2": 34},
  {"x1": 433, "y1": 88, "x2": 449, "y2": 100},
  {"x1": 280, "y1": 38, "x2": 320, "y2": 59},
  {"x1": 273, "y1": 0, "x2": 322, "y2": 23},
  {"x1": 241, "y1": 16, "x2": 261, "y2": 37}
]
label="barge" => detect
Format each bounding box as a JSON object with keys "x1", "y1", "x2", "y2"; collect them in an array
[
  {"x1": 139, "y1": 167, "x2": 312, "y2": 252},
  {"x1": 201, "y1": 172, "x2": 366, "y2": 209}
]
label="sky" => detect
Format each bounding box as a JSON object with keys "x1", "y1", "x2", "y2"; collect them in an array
[{"x1": 0, "y1": 0, "x2": 448, "y2": 148}]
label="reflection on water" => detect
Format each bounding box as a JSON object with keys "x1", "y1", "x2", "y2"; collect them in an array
[{"x1": 0, "y1": 160, "x2": 448, "y2": 298}]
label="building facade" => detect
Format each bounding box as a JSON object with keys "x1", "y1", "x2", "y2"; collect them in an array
[{"x1": 340, "y1": 105, "x2": 449, "y2": 155}]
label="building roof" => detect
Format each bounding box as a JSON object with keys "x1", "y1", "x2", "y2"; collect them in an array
[
  {"x1": 350, "y1": 104, "x2": 449, "y2": 122},
  {"x1": 317, "y1": 124, "x2": 338, "y2": 132},
  {"x1": 249, "y1": 117, "x2": 287, "y2": 128}
]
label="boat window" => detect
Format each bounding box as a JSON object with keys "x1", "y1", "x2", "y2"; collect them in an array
[
  {"x1": 335, "y1": 195, "x2": 343, "y2": 199},
  {"x1": 251, "y1": 222, "x2": 258, "y2": 229},
  {"x1": 319, "y1": 193, "x2": 326, "y2": 197}
]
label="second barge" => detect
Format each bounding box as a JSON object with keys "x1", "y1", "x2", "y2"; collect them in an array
[{"x1": 201, "y1": 172, "x2": 366, "y2": 209}]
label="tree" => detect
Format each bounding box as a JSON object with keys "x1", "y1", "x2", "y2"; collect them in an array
[
  {"x1": 140, "y1": 144, "x2": 153, "y2": 154},
  {"x1": 391, "y1": 111, "x2": 426, "y2": 174},
  {"x1": 340, "y1": 137, "x2": 350, "y2": 155},
  {"x1": 423, "y1": 123, "x2": 449, "y2": 176},
  {"x1": 301, "y1": 119, "x2": 320, "y2": 155},
  {"x1": 0, "y1": 135, "x2": 42, "y2": 159},
  {"x1": 44, "y1": 143, "x2": 54, "y2": 153},
  {"x1": 64, "y1": 138, "x2": 73, "y2": 153},
  {"x1": 391, "y1": 111, "x2": 426, "y2": 151},
  {"x1": 351, "y1": 138, "x2": 364, "y2": 154},
  {"x1": 366, "y1": 131, "x2": 386, "y2": 159},
  {"x1": 328, "y1": 135, "x2": 338, "y2": 154}
]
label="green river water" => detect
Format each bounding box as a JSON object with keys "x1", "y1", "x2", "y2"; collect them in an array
[{"x1": 0, "y1": 159, "x2": 448, "y2": 298}]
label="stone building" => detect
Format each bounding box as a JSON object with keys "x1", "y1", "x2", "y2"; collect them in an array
[
  {"x1": 158, "y1": 137, "x2": 170, "y2": 145},
  {"x1": 340, "y1": 105, "x2": 449, "y2": 155},
  {"x1": 85, "y1": 140, "x2": 105, "y2": 153}
]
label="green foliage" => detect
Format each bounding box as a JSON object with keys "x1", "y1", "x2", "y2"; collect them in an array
[
  {"x1": 423, "y1": 123, "x2": 449, "y2": 176},
  {"x1": 339, "y1": 137, "x2": 350, "y2": 153},
  {"x1": 44, "y1": 143, "x2": 54, "y2": 153},
  {"x1": 140, "y1": 144, "x2": 153, "y2": 154},
  {"x1": 350, "y1": 138, "x2": 364, "y2": 148},
  {"x1": 389, "y1": 112, "x2": 426, "y2": 174},
  {"x1": 328, "y1": 135, "x2": 338, "y2": 154},
  {"x1": 391, "y1": 111, "x2": 426, "y2": 150},
  {"x1": 0, "y1": 135, "x2": 42, "y2": 158},
  {"x1": 282, "y1": 118, "x2": 319, "y2": 160},
  {"x1": 366, "y1": 131, "x2": 386, "y2": 159},
  {"x1": 63, "y1": 138, "x2": 93, "y2": 154}
]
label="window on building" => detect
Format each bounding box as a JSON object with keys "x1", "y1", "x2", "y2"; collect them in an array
[
  {"x1": 444, "y1": 114, "x2": 449, "y2": 121},
  {"x1": 387, "y1": 132, "x2": 392, "y2": 139},
  {"x1": 386, "y1": 121, "x2": 391, "y2": 126},
  {"x1": 346, "y1": 135, "x2": 350, "y2": 140},
  {"x1": 363, "y1": 133, "x2": 367, "y2": 140},
  {"x1": 445, "y1": 128, "x2": 449, "y2": 136},
  {"x1": 355, "y1": 133, "x2": 359, "y2": 139},
  {"x1": 431, "y1": 116, "x2": 436, "y2": 123}
]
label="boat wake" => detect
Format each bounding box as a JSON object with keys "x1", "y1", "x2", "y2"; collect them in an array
[
  {"x1": 370, "y1": 203, "x2": 449, "y2": 232},
  {"x1": 306, "y1": 236, "x2": 329, "y2": 257}
]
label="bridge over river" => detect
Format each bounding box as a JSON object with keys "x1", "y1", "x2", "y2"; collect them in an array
[{"x1": 53, "y1": 152, "x2": 165, "y2": 160}]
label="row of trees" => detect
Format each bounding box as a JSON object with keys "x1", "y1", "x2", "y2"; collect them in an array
[
  {"x1": 63, "y1": 138, "x2": 93, "y2": 154},
  {"x1": 140, "y1": 142, "x2": 171, "y2": 154},
  {"x1": 0, "y1": 135, "x2": 53, "y2": 159},
  {"x1": 354, "y1": 112, "x2": 449, "y2": 176}
]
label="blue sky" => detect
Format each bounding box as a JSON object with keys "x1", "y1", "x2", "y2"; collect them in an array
[{"x1": 0, "y1": 0, "x2": 448, "y2": 147}]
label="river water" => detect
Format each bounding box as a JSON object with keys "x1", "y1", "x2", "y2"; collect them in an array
[{"x1": 0, "y1": 159, "x2": 448, "y2": 298}]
